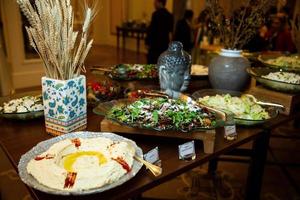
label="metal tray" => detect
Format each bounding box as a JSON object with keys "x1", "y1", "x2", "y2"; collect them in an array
[
  {"x1": 192, "y1": 89, "x2": 278, "y2": 126},
  {"x1": 247, "y1": 67, "x2": 300, "y2": 93},
  {"x1": 0, "y1": 91, "x2": 44, "y2": 120},
  {"x1": 258, "y1": 54, "x2": 300, "y2": 72},
  {"x1": 93, "y1": 98, "x2": 225, "y2": 132}
]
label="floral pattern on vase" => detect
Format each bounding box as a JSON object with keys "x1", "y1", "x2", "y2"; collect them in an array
[{"x1": 42, "y1": 75, "x2": 87, "y2": 135}]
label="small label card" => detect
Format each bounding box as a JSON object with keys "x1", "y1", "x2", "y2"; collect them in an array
[
  {"x1": 144, "y1": 147, "x2": 160, "y2": 165},
  {"x1": 224, "y1": 125, "x2": 237, "y2": 140},
  {"x1": 178, "y1": 141, "x2": 196, "y2": 161}
]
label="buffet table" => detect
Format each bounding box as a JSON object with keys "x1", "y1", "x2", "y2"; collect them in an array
[
  {"x1": 1, "y1": 68, "x2": 299, "y2": 200},
  {"x1": 0, "y1": 104, "x2": 298, "y2": 199}
]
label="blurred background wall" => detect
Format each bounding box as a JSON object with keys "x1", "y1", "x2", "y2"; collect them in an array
[{"x1": 0, "y1": 0, "x2": 298, "y2": 92}]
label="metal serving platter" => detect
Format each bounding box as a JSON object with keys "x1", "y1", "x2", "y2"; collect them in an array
[
  {"x1": 93, "y1": 98, "x2": 225, "y2": 132},
  {"x1": 18, "y1": 131, "x2": 143, "y2": 196},
  {"x1": 192, "y1": 89, "x2": 278, "y2": 126},
  {"x1": 0, "y1": 91, "x2": 44, "y2": 120},
  {"x1": 247, "y1": 67, "x2": 300, "y2": 93},
  {"x1": 90, "y1": 64, "x2": 158, "y2": 81},
  {"x1": 258, "y1": 54, "x2": 300, "y2": 72}
]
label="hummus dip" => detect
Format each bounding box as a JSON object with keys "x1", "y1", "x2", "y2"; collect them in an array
[{"x1": 27, "y1": 137, "x2": 135, "y2": 191}]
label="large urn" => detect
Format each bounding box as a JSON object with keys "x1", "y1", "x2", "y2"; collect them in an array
[{"x1": 209, "y1": 49, "x2": 250, "y2": 91}]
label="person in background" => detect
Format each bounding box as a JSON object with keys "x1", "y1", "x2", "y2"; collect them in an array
[
  {"x1": 194, "y1": 9, "x2": 211, "y2": 48},
  {"x1": 277, "y1": 6, "x2": 292, "y2": 29},
  {"x1": 243, "y1": 25, "x2": 268, "y2": 52},
  {"x1": 264, "y1": 16, "x2": 297, "y2": 53},
  {"x1": 174, "y1": 10, "x2": 194, "y2": 53},
  {"x1": 145, "y1": 0, "x2": 174, "y2": 64}
]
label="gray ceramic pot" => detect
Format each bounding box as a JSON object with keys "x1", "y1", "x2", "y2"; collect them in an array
[
  {"x1": 157, "y1": 41, "x2": 191, "y2": 93},
  {"x1": 209, "y1": 49, "x2": 250, "y2": 91}
]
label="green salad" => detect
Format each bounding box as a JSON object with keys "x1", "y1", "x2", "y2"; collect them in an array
[
  {"x1": 111, "y1": 64, "x2": 158, "y2": 80},
  {"x1": 108, "y1": 98, "x2": 217, "y2": 132},
  {"x1": 265, "y1": 56, "x2": 300, "y2": 68},
  {"x1": 198, "y1": 94, "x2": 270, "y2": 120}
]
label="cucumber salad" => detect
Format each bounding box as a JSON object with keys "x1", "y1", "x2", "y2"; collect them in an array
[
  {"x1": 262, "y1": 72, "x2": 300, "y2": 84},
  {"x1": 198, "y1": 94, "x2": 270, "y2": 120},
  {"x1": 108, "y1": 98, "x2": 217, "y2": 132},
  {"x1": 0, "y1": 96, "x2": 43, "y2": 114}
]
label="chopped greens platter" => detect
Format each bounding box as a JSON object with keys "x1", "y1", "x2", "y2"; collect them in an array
[
  {"x1": 107, "y1": 98, "x2": 218, "y2": 132},
  {"x1": 110, "y1": 64, "x2": 158, "y2": 80}
]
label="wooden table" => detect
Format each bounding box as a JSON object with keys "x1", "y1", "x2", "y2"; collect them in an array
[
  {"x1": 0, "y1": 108, "x2": 297, "y2": 200},
  {"x1": 116, "y1": 26, "x2": 147, "y2": 54}
]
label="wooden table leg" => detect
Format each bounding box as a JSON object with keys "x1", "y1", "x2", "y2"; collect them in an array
[
  {"x1": 122, "y1": 31, "x2": 126, "y2": 53},
  {"x1": 293, "y1": 116, "x2": 300, "y2": 129},
  {"x1": 117, "y1": 28, "x2": 120, "y2": 52},
  {"x1": 245, "y1": 130, "x2": 271, "y2": 200},
  {"x1": 137, "y1": 32, "x2": 140, "y2": 55},
  {"x1": 208, "y1": 158, "x2": 218, "y2": 176}
]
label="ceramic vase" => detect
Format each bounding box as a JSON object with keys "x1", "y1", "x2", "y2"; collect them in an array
[
  {"x1": 42, "y1": 75, "x2": 87, "y2": 136},
  {"x1": 157, "y1": 41, "x2": 191, "y2": 93},
  {"x1": 209, "y1": 49, "x2": 250, "y2": 91}
]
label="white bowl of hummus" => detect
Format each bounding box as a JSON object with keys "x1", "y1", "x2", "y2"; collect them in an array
[{"x1": 18, "y1": 132, "x2": 143, "y2": 195}]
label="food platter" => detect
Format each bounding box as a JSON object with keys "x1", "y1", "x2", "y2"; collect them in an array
[
  {"x1": 18, "y1": 131, "x2": 143, "y2": 195},
  {"x1": 258, "y1": 54, "x2": 300, "y2": 72},
  {"x1": 247, "y1": 67, "x2": 300, "y2": 93},
  {"x1": 110, "y1": 64, "x2": 158, "y2": 80},
  {"x1": 190, "y1": 65, "x2": 208, "y2": 76},
  {"x1": 93, "y1": 98, "x2": 225, "y2": 132},
  {"x1": 87, "y1": 81, "x2": 124, "y2": 106},
  {"x1": 0, "y1": 91, "x2": 44, "y2": 120},
  {"x1": 192, "y1": 89, "x2": 279, "y2": 126},
  {"x1": 91, "y1": 64, "x2": 210, "y2": 80},
  {"x1": 91, "y1": 64, "x2": 158, "y2": 80}
]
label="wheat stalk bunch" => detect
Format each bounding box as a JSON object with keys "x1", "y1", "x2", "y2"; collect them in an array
[
  {"x1": 17, "y1": 0, "x2": 97, "y2": 80},
  {"x1": 206, "y1": 0, "x2": 271, "y2": 50}
]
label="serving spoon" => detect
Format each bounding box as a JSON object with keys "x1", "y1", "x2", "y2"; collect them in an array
[
  {"x1": 243, "y1": 94, "x2": 284, "y2": 109},
  {"x1": 137, "y1": 90, "x2": 169, "y2": 99},
  {"x1": 133, "y1": 155, "x2": 162, "y2": 177},
  {"x1": 90, "y1": 65, "x2": 112, "y2": 72},
  {"x1": 126, "y1": 141, "x2": 162, "y2": 177}
]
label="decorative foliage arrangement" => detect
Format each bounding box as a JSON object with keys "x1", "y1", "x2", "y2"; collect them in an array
[
  {"x1": 17, "y1": 0, "x2": 97, "y2": 80},
  {"x1": 206, "y1": 0, "x2": 271, "y2": 50}
]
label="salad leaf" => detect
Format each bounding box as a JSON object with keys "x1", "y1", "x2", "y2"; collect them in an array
[{"x1": 153, "y1": 110, "x2": 159, "y2": 124}]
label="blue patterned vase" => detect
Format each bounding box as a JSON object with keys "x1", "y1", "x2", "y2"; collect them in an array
[{"x1": 42, "y1": 75, "x2": 87, "y2": 135}]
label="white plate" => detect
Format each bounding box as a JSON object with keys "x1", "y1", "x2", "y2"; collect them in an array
[{"x1": 18, "y1": 131, "x2": 143, "y2": 195}]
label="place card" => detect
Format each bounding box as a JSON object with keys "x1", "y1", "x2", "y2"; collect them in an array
[
  {"x1": 224, "y1": 125, "x2": 237, "y2": 140},
  {"x1": 144, "y1": 147, "x2": 160, "y2": 165},
  {"x1": 178, "y1": 141, "x2": 196, "y2": 161}
]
